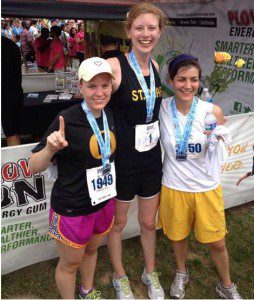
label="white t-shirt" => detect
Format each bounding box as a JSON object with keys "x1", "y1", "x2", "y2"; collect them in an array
[
  {"x1": 159, "y1": 97, "x2": 220, "y2": 192},
  {"x1": 29, "y1": 26, "x2": 39, "y2": 38}
]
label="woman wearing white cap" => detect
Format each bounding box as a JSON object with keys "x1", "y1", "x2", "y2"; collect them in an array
[
  {"x1": 106, "y1": 3, "x2": 166, "y2": 299},
  {"x1": 29, "y1": 57, "x2": 116, "y2": 299}
]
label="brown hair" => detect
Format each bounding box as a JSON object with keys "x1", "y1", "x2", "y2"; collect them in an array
[
  {"x1": 168, "y1": 54, "x2": 202, "y2": 80},
  {"x1": 126, "y1": 2, "x2": 167, "y2": 31}
]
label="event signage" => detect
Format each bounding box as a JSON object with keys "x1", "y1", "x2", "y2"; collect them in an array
[
  {"x1": 155, "y1": 0, "x2": 253, "y2": 115},
  {"x1": 1, "y1": 144, "x2": 56, "y2": 274},
  {"x1": 220, "y1": 113, "x2": 254, "y2": 209}
]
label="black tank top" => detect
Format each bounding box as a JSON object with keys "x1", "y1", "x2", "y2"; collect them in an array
[{"x1": 109, "y1": 54, "x2": 162, "y2": 173}]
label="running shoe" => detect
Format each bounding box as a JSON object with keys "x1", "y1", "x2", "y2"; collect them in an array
[
  {"x1": 112, "y1": 275, "x2": 134, "y2": 299},
  {"x1": 215, "y1": 280, "x2": 242, "y2": 299},
  {"x1": 79, "y1": 285, "x2": 101, "y2": 299},
  {"x1": 141, "y1": 269, "x2": 164, "y2": 299},
  {"x1": 170, "y1": 269, "x2": 189, "y2": 299}
]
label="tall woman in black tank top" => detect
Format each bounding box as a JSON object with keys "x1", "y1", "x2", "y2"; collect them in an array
[{"x1": 106, "y1": 3, "x2": 167, "y2": 299}]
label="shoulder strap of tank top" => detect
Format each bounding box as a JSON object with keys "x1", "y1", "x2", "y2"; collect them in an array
[
  {"x1": 150, "y1": 59, "x2": 159, "y2": 77},
  {"x1": 117, "y1": 54, "x2": 130, "y2": 70}
]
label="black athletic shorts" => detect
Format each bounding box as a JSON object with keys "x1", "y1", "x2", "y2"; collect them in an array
[{"x1": 115, "y1": 166, "x2": 162, "y2": 201}]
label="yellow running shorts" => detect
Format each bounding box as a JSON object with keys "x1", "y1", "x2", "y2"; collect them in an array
[{"x1": 157, "y1": 185, "x2": 227, "y2": 243}]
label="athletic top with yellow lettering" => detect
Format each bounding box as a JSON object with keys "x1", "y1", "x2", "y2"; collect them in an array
[
  {"x1": 32, "y1": 104, "x2": 116, "y2": 216},
  {"x1": 110, "y1": 54, "x2": 162, "y2": 173},
  {"x1": 160, "y1": 97, "x2": 220, "y2": 192}
]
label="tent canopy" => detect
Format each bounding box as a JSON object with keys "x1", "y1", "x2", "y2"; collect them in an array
[
  {"x1": 2, "y1": 0, "x2": 207, "y2": 21},
  {"x1": 1, "y1": 0, "x2": 138, "y2": 20}
]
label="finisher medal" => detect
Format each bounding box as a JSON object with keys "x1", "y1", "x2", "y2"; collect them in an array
[{"x1": 102, "y1": 162, "x2": 111, "y2": 175}]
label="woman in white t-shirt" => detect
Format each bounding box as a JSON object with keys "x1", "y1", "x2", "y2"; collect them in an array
[{"x1": 158, "y1": 54, "x2": 242, "y2": 299}]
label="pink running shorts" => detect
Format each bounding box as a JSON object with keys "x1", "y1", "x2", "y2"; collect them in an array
[{"x1": 48, "y1": 199, "x2": 115, "y2": 248}]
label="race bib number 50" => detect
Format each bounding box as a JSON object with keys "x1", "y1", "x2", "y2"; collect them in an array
[{"x1": 86, "y1": 162, "x2": 116, "y2": 206}]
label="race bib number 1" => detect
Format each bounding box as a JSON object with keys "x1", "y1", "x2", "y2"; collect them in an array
[
  {"x1": 135, "y1": 121, "x2": 160, "y2": 152},
  {"x1": 86, "y1": 162, "x2": 116, "y2": 206}
]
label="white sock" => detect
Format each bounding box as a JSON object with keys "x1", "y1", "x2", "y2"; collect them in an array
[{"x1": 81, "y1": 285, "x2": 93, "y2": 294}]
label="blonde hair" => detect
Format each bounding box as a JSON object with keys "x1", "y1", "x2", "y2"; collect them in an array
[{"x1": 126, "y1": 2, "x2": 167, "y2": 31}]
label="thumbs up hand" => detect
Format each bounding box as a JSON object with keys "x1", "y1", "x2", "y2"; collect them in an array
[{"x1": 46, "y1": 116, "x2": 68, "y2": 153}]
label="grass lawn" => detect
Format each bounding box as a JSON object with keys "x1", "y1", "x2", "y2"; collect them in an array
[{"x1": 2, "y1": 202, "x2": 254, "y2": 299}]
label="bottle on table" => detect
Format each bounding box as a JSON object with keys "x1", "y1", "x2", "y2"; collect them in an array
[{"x1": 201, "y1": 87, "x2": 213, "y2": 103}]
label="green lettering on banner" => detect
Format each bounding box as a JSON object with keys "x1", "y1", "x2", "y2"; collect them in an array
[
  {"x1": 243, "y1": 106, "x2": 251, "y2": 113},
  {"x1": 245, "y1": 71, "x2": 254, "y2": 83},
  {"x1": 215, "y1": 65, "x2": 254, "y2": 83},
  {"x1": 1, "y1": 222, "x2": 32, "y2": 235},
  {"x1": 215, "y1": 40, "x2": 254, "y2": 56},
  {"x1": 1, "y1": 234, "x2": 53, "y2": 253},
  {"x1": 232, "y1": 102, "x2": 252, "y2": 114},
  {"x1": 234, "y1": 102, "x2": 242, "y2": 112},
  {"x1": 245, "y1": 57, "x2": 254, "y2": 69},
  {"x1": 1, "y1": 216, "x2": 53, "y2": 254}
]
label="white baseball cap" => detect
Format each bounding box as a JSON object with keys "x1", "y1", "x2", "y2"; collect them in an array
[{"x1": 78, "y1": 57, "x2": 115, "y2": 81}]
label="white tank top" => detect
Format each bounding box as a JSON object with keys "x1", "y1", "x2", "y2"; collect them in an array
[{"x1": 159, "y1": 97, "x2": 220, "y2": 192}]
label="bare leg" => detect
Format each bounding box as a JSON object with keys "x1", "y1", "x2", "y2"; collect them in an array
[
  {"x1": 172, "y1": 238, "x2": 188, "y2": 272},
  {"x1": 6, "y1": 135, "x2": 20, "y2": 146},
  {"x1": 207, "y1": 238, "x2": 232, "y2": 287},
  {"x1": 137, "y1": 194, "x2": 160, "y2": 273},
  {"x1": 107, "y1": 200, "x2": 131, "y2": 277},
  {"x1": 55, "y1": 240, "x2": 85, "y2": 299},
  {"x1": 79, "y1": 234, "x2": 105, "y2": 290}
]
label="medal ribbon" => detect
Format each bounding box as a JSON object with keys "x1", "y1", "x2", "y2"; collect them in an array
[
  {"x1": 170, "y1": 97, "x2": 198, "y2": 156},
  {"x1": 81, "y1": 101, "x2": 111, "y2": 170},
  {"x1": 129, "y1": 51, "x2": 156, "y2": 123}
]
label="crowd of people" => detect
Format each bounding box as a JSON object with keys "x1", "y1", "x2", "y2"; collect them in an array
[
  {"x1": 1, "y1": 17, "x2": 123, "y2": 72},
  {"x1": 1, "y1": 17, "x2": 124, "y2": 146},
  {"x1": 2, "y1": 3, "x2": 245, "y2": 299}
]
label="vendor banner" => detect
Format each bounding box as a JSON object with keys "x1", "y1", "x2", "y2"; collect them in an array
[
  {"x1": 222, "y1": 112, "x2": 254, "y2": 208},
  {"x1": 2, "y1": 113, "x2": 254, "y2": 274},
  {"x1": 1, "y1": 144, "x2": 55, "y2": 275},
  {"x1": 155, "y1": 0, "x2": 254, "y2": 115}
]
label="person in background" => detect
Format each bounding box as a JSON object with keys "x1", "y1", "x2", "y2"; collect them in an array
[
  {"x1": 12, "y1": 18, "x2": 23, "y2": 38},
  {"x1": 1, "y1": 36, "x2": 24, "y2": 146},
  {"x1": 50, "y1": 19, "x2": 58, "y2": 27},
  {"x1": 100, "y1": 34, "x2": 123, "y2": 60},
  {"x1": 33, "y1": 27, "x2": 50, "y2": 71},
  {"x1": 40, "y1": 19, "x2": 49, "y2": 30},
  {"x1": 67, "y1": 19, "x2": 77, "y2": 31},
  {"x1": 60, "y1": 23, "x2": 70, "y2": 68},
  {"x1": 28, "y1": 57, "x2": 116, "y2": 299},
  {"x1": 29, "y1": 19, "x2": 39, "y2": 39},
  {"x1": 1, "y1": 20, "x2": 13, "y2": 40},
  {"x1": 75, "y1": 21, "x2": 86, "y2": 64},
  {"x1": 158, "y1": 54, "x2": 242, "y2": 299},
  {"x1": 48, "y1": 25, "x2": 65, "y2": 72},
  {"x1": 68, "y1": 27, "x2": 78, "y2": 67},
  {"x1": 20, "y1": 20, "x2": 35, "y2": 64},
  {"x1": 13, "y1": 34, "x2": 21, "y2": 48},
  {"x1": 106, "y1": 3, "x2": 166, "y2": 299},
  {"x1": 57, "y1": 19, "x2": 63, "y2": 28}
]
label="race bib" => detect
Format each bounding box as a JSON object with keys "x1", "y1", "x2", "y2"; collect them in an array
[
  {"x1": 135, "y1": 121, "x2": 160, "y2": 152},
  {"x1": 187, "y1": 135, "x2": 206, "y2": 159},
  {"x1": 86, "y1": 162, "x2": 116, "y2": 206}
]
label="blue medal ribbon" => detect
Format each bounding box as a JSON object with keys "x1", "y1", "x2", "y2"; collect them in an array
[
  {"x1": 81, "y1": 101, "x2": 111, "y2": 174},
  {"x1": 129, "y1": 51, "x2": 156, "y2": 123},
  {"x1": 170, "y1": 97, "x2": 198, "y2": 160}
]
